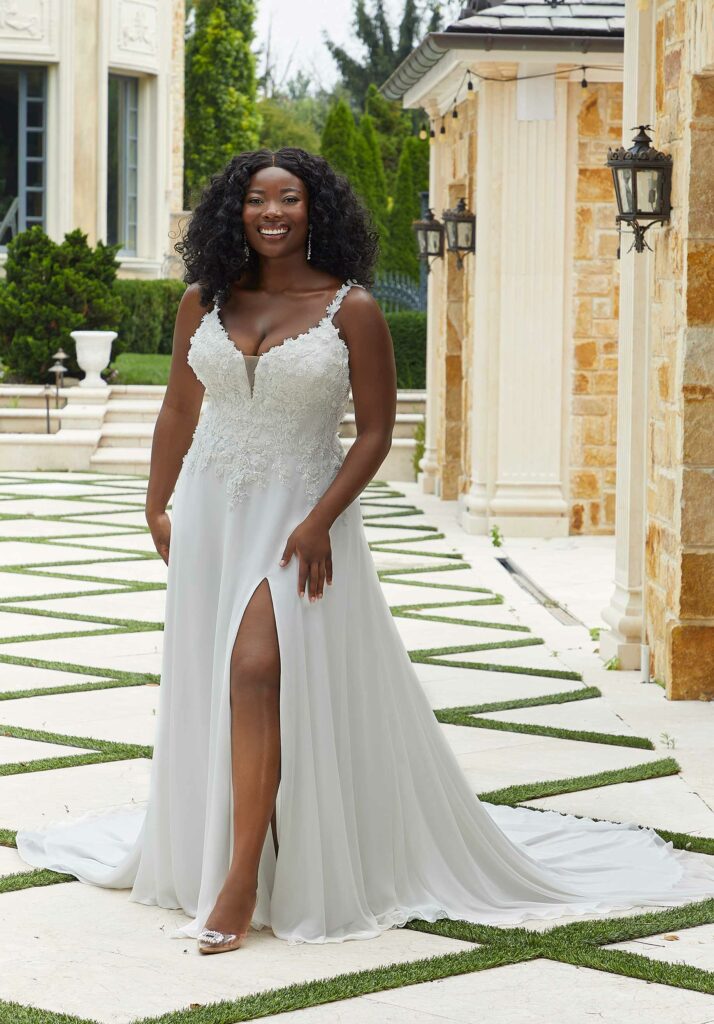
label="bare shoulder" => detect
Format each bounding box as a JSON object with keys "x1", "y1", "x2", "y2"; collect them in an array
[
  {"x1": 336, "y1": 285, "x2": 389, "y2": 339},
  {"x1": 342, "y1": 284, "x2": 382, "y2": 316},
  {"x1": 174, "y1": 282, "x2": 212, "y2": 336},
  {"x1": 179, "y1": 281, "x2": 212, "y2": 315}
]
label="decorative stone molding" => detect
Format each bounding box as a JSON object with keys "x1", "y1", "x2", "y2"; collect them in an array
[
  {"x1": 109, "y1": 0, "x2": 159, "y2": 72},
  {"x1": 0, "y1": 0, "x2": 58, "y2": 59}
]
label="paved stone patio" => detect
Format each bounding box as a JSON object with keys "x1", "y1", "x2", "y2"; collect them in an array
[{"x1": 0, "y1": 471, "x2": 713, "y2": 1023}]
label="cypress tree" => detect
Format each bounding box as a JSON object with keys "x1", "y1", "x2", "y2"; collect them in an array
[
  {"x1": 386, "y1": 136, "x2": 422, "y2": 280},
  {"x1": 320, "y1": 99, "x2": 358, "y2": 184},
  {"x1": 184, "y1": 0, "x2": 261, "y2": 205}
]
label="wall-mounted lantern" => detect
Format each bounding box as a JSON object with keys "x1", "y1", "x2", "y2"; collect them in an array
[
  {"x1": 412, "y1": 208, "x2": 444, "y2": 273},
  {"x1": 606, "y1": 125, "x2": 673, "y2": 255},
  {"x1": 442, "y1": 198, "x2": 476, "y2": 269}
]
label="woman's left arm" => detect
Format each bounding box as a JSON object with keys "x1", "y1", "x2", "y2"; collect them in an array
[{"x1": 279, "y1": 288, "x2": 397, "y2": 600}]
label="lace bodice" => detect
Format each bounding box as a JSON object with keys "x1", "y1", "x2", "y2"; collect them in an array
[{"x1": 182, "y1": 279, "x2": 363, "y2": 515}]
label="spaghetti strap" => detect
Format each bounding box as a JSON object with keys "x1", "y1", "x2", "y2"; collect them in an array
[{"x1": 325, "y1": 279, "x2": 364, "y2": 322}]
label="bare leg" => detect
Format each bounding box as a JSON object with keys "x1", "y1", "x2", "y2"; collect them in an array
[{"x1": 204, "y1": 578, "x2": 281, "y2": 935}]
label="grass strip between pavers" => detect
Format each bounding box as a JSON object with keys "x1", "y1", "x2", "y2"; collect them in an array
[
  {"x1": 479, "y1": 756, "x2": 680, "y2": 805},
  {"x1": 439, "y1": 711, "x2": 654, "y2": 750}
]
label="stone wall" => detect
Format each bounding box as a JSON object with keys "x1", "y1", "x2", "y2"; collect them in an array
[
  {"x1": 645, "y1": 0, "x2": 714, "y2": 698},
  {"x1": 430, "y1": 94, "x2": 477, "y2": 501},
  {"x1": 569, "y1": 81, "x2": 622, "y2": 534}
]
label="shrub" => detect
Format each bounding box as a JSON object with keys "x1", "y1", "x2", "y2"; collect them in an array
[
  {"x1": 0, "y1": 226, "x2": 123, "y2": 382},
  {"x1": 386, "y1": 311, "x2": 426, "y2": 389},
  {"x1": 113, "y1": 279, "x2": 186, "y2": 356}
]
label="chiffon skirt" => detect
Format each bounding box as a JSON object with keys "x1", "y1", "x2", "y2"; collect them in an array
[{"x1": 15, "y1": 459, "x2": 714, "y2": 944}]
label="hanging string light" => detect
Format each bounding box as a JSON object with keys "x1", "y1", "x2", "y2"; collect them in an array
[
  {"x1": 429, "y1": 63, "x2": 619, "y2": 139},
  {"x1": 419, "y1": 121, "x2": 428, "y2": 140}
]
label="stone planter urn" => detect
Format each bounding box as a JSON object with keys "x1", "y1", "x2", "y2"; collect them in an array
[{"x1": 70, "y1": 330, "x2": 117, "y2": 388}]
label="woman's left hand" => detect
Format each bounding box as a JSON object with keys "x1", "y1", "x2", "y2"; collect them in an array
[{"x1": 279, "y1": 515, "x2": 333, "y2": 601}]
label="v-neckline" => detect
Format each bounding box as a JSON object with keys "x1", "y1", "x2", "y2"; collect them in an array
[
  {"x1": 212, "y1": 281, "x2": 347, "y2": 361},
  {"x1": 210, "y1": 281, "x2": 350, "y2": 401}
]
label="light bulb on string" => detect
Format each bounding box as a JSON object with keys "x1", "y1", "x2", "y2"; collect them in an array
[
  {"x1": 419, "y1": 121, "x2": 428, "y2": 140},
  {"x1": 439, "y1": 118, "x2": 446, "y2": 135},
  {"x1": 581, "y1": 66, "x2": 589, "y2": 89},
  {"x1": 452, "y1": 104, "x2": 458, "y2": 119}
]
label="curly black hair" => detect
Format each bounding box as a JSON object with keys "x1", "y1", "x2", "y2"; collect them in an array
[{"x1": 175, "y1": 148, "x2": 380, "y2": 307}]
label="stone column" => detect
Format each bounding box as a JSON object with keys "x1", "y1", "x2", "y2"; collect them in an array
[
  {"x1": 599, "y1": 0, "x2": 655, "y2": 670},
  {"x1": 72, "y1": 0, "x2": 101, "y2": 242},
  {"x1": 460, "y1": 80, "x2": 497, "y2": 532},
  {"x1": 418, "y1": 110, "x2": 443, "y2": 495},
  {"x1": 461, "y1": 78, "x2": 570, "y2": 536}
]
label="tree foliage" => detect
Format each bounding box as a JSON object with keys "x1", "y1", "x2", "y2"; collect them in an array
[
  {"x1": 257, "y1": 97, "x2": 321, "y2": 152},
  {"x1": 386, "y1": 136, "x2": 427, "y2": 280},
  {"x1": 324, "y1": 0, "x2": 441, "y2": 110},
  {"x1": 320, "y1": 99, "x2": 358, "y2": 183},
  {"x1": 184, "y1": 0, "x2": 261, "y2": 205}
]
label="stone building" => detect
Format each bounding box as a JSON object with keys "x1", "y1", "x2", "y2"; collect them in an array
[
  {"x1": 0, "y1": 0, "x2": 185, "y2": 278},
  {"x1": 383, "y1": 0, "x2": 714, "y2": 699},
  {"x1": 382, "y1": 0, "x2": 625, "y2": 539},
  {"x1": 607, "y1": 0, "x2": 714, "y2": 700}
]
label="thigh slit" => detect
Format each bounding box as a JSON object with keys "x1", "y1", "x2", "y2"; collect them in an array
[{"x1": 228, "y1": 576, "x2": 282, "y2": 861}]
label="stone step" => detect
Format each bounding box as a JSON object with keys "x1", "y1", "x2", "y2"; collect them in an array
[
  {"x1": 104, "y1": 400, "x2": 163, "y2": 422},
  {"x1": 99, "y1": 422, "x2": 155, "y2": 447},
  {"x1": 109, "y1": 384, "x2": 168, "y2": 397},
  {"x1": 0, "y1": 386, "x2": 69, "y2": 410},
  {"x1": 89, "y1": 446, "x2": 152, "y2": 475},
  {"x1": 0, "y1": 408, "x2": 62, "y2": 433}
]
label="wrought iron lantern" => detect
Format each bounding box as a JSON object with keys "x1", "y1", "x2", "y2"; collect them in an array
[
  {"x1": 412, "y1": 208, "x2": 444, "y2": 273},
  {"x1": 442, "y1": 198, "x2": 476, "y2": 269},
  {"x1": 606, "y1": 125, "x2": 673, "y2": 254}
]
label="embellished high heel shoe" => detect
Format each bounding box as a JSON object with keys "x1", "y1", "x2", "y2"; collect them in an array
[
  {"x1": 197, "y1": 894, "x2": 257, "y2": 955},
  {"x1": 197, "y1": 926, "x2": 250, "y2": 955}
]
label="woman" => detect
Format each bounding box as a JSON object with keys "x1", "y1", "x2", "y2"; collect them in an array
[{"x1": 15, "y1": 148, "x2": 714, "y2": 955}]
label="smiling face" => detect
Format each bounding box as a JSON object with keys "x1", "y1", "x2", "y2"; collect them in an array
[{"x1": 241, "y1": 165, "x2": 310, "y2": 259}]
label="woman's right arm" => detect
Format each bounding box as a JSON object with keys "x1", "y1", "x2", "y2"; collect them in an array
[{"x1": 145, "y1": 283, "x2": 208, "y2": 563}]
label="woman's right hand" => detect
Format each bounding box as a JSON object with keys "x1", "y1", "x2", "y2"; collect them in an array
[{"x1": 147, "y1": 511, "x2": 171, "y2": 565}]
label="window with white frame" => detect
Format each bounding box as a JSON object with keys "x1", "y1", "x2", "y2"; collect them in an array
[
  {"x1": 0, "y1": 64, "x2": 47, "y2": 247},
  {"x1": 107, "y1": 73, "x2": 139, "y2": 256}
]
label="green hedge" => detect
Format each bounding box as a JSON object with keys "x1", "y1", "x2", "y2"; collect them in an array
[
  {"x1": 387, "y1": 311, "x2": 426, "y2": 389},
  {"x1": 0, "y1": 274, "x2": 426, "y2": 387},
  {"x1": 113, "y1": 279, "x2": 186, "y2": 357},
  {"x1": 110, "y1": 280, "x2": 426, "y2": 389}
]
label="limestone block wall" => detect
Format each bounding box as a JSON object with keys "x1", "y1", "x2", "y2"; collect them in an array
[
  {"x1": 569, "y1": 81, "x2": 623, "y2": 534},
  {"x1": 645, "y1": 0, "x2": 714, "y2": 698},
  {"x1": 429, "y1": 95, "x2": 477, "y2": 501}
]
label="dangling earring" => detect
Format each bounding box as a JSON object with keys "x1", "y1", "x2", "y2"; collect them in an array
[
  {"x1": 306, "y1": 224, "x2": 312, "y2": 262},
  {"x1": 243, "y1": 237, "x2": 250, "y2": 259}
]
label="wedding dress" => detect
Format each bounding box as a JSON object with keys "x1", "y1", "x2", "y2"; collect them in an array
[{"x1": 15, "y1": 279, "x2": 714, "y2": 945}]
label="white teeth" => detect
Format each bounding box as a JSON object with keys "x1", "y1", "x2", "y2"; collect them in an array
[{"x1": 259, "y1": 227, "x2": 288, "y2": 236}]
